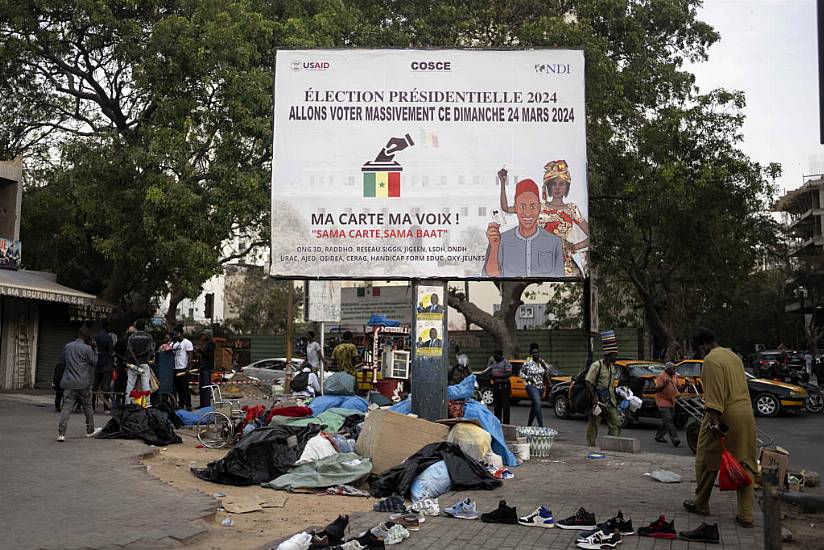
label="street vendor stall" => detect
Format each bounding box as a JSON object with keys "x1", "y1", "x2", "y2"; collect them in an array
[{"x1": 355, "y1": 320, "x2": 410, "y2": 399}]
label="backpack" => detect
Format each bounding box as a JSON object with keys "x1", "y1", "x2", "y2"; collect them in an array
[
  {"x1": 290, "y1": 371, "x2": 310, "y2": 392},
  {"x1": 570, "y1": 361, "x2": 602, "y2": 414}
]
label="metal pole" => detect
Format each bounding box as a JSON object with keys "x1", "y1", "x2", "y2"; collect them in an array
[
  {"x1": 818, "y1": 0, "x2": 824, "y2": 143},
  {"x1": 411, "y1": 280, "x2": 449, "y2": 421},
  {"x1": 285, "y1": 280, "x2": 294, "y2": 392},
  {"x1": 762, "y1": 469, "x2": 783, "y2": 550},
  {"x1": 320, "y1": 321, "x2": 325, "y2": 395}
]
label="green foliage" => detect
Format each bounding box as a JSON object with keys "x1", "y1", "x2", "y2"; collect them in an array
[
  {"x1": 224, "y1": 269, "x2": 302, "y2": 334},
  {"x1": 4, "y1": 1, "x2": 782, "y2": 351}
]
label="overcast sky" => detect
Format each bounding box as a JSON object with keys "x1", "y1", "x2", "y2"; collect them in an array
[{"x1": 688, "y1": 0, "x2": 822, "y2": 194}]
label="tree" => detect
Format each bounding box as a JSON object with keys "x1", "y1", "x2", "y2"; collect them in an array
[
  {"x1": 223, "y1": 265, "x2": 299, "y2": 334},
  {"x1": 3, "y1": 1, "x2": 273, "y2": 326}
]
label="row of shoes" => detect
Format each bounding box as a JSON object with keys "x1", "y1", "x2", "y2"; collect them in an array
[
  {"x1": 276, "y1": 513, "x2": 414, "y2": 550},
  {"x1": 477, "y1": 502, "x2": 721, "y2": 547}
]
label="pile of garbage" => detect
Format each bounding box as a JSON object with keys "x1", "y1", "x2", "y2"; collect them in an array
[{"x1": 190, "y1": 374, "x2": 518, "y2": 508}]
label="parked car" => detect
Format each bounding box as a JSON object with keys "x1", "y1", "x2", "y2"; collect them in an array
[
  {"x1": 676, "y1": 359, "x2": 808, "y2": 418},
  {"x1": 550, "y1": 360, "x2": 703, "y2": 427},
  {"x1": 749, "y1": 350, "x2": 786, "y2": 377},
  {"x1": 473, "y1": 359, "x2": 573, "y2": 406},
  {"x1": 240, "y1": 358, "x2": 304, "y2": 384}
]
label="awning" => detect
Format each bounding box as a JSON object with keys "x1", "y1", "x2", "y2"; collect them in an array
[{"x1": 0, "y1": 269, "x2": 99, "y2": 306}]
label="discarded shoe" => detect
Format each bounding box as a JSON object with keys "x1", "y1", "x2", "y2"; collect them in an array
[
  {"x1": 518, "y1": 505, "x2": 555, "y2": 528},
  {"x1": 576, "y1": 530, "x2": 622, "y2": 549},
  {"x1": 383, "y1": 525, "x2": 409, "y2": 545},
  {"x1": 276, "y1": 532, "x2": 313, "y2": 550},
  {"x1": 556, "y1": 507, "x2": 597, "y2": 530},
  {"x1": 398, "y1": 516, "x2": 421, "y2": 531},
  {"x1": 480, "y1": 500, "x2": 518, "y2": 524},
  {"x1": 637, "y1": 515, "x2": 676, "y2": 539},
  {"x1": 57, "y1": 434, "x2": 65, "y2": 442},
  {"x1": 374, "y1": 495, "x2": 406, "y2": 513},
  {"x1": 323, "y1": 514, "x2": 349, "y2": 543},
  {"x1": 443, "y1": 498, "x2": 479, "y2": 520},
  {"x1": 355, "y1": 531, "x2": 386, "y2": 550},
  {"x1": 389, "y1": 509, "x2": 424, "y2": 523},
  {"x1": 678, "y1": 522, "x2": 720, "y2": 544},
  {"x1": 411, "y1": 498, "x2": 439, "y2": 516},
  {"x1": 578, "y1": 511, "x2": 633, "y2": 540}
]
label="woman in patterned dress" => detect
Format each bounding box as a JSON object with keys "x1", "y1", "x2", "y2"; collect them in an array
[{"x1": 498, "y1": 160, "x2": 589, "y2": 276}]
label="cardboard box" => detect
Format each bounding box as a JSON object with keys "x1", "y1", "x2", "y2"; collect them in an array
[
  {"x1": 356, "y1": 408, "x2": 450, "y2": 474},
  {"x1": 760, "y1": 447, "x2": 790, "y2": 488}
]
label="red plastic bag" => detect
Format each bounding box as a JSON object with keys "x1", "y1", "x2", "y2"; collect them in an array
[{"x1": 719, "y1": 439, "x2": 752, "y2": 491}]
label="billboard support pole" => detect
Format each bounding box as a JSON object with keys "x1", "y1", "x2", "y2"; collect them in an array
[
  {"x1": 411, "y1": 280, "x2": 449, "y2": 421},
  {"x1": 583, "y1": 276, "x2": 593, "y2": 365}
]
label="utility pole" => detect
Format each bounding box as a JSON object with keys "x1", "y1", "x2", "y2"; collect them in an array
[{"x1": 285, "y1": 280, "x2": 294, "y2": 390}]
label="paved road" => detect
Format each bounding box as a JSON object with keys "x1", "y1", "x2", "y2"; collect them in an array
[
  {"x1": 507, "y1": 402, "x2": 824, "y2": 473},
  {"x1": 0, "y1": 395, "x2": 215, "y2": 550}
]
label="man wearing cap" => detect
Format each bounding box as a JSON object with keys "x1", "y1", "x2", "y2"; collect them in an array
[
  {"x1": 585, "y1": 330, "x2": 621, "y2": 446},
  {"x1": 484, "y1": 179, "x2": 564, "y2": 277},
  {"x1": 655, "y1": 362, "x2": 684, "y2": 447}
]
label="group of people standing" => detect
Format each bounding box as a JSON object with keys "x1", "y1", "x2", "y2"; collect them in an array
[{"x1": 54, "y1": 320, "x2": 213, "y2": 440}]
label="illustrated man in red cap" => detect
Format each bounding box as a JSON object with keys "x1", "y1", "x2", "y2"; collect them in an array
[{"x1": 483, "y1": 179, "x2": 563, "y2": 277}]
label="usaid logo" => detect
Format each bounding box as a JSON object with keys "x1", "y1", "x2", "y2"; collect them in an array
[
  {"x1": 291, "y1": 60, "x2": 331, "y2": 71},
  {"x1": 535, "y1": 63, "x2": 572, "y2": 75}
]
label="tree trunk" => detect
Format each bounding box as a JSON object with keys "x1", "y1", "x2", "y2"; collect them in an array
[
  {"x1": 447, "y1": 281, "x2": 528, "y2": 357},
  {"x1": 165, "y1": 286, "x2": 187, "y2": 331}
]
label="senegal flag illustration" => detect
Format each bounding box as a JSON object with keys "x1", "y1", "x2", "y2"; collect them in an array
[{"x1": 362, "y1": 170, "x2": 401, "y2": 198}]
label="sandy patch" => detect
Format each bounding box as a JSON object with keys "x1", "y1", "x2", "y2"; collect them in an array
[{"x1": 141, "y1": 430, "x2": 376, "y2": 549}]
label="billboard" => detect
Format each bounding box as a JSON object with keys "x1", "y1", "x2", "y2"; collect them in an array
[{"x1": 271, "y1": 49, "x2": 588, "y2": 279}]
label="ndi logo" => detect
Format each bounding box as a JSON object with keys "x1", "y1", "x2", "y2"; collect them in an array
[
  {"x1": 291, "y1": 60, "x2": 331, "y2": 71},
  {"x1": 535, "y1": 63, "x2": 572, "y2": 75}
]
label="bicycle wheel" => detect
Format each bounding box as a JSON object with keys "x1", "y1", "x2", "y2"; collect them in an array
[{"x1": 196, "y1": 411, "x2": 234, "y2": 448}]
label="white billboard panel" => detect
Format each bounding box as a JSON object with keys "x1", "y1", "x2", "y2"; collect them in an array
[{"x1": 272, "y1": 49, "x2": 588, "y2": 279}]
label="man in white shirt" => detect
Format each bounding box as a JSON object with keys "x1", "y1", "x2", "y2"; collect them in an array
[
  {"x1": 306, "y1": 331, "x2": 324, "y2": 371},
  {"x1": 292, "y1": 366, "x2": 322, "y2": 398},
  {"x1": 171, "y1": 330, "x2": 194, "y2": 410}
]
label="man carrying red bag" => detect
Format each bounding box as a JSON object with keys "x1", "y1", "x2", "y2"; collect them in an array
[{"x1": 682, "y1": 327, "x2": 758, "y2": 542}]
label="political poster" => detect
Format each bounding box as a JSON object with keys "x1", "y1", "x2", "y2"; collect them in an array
[{"x1": 271, "y1": 49, "x2": 588, "y2": 279}]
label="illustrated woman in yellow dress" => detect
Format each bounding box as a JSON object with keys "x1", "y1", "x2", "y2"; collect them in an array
[{"x1": 498, "y1": 160, "x2": 589, "y2": 277}]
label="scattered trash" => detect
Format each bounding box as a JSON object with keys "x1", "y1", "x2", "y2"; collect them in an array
[
  {"x1": 223, "y1": 496, "x2": 263, "y2": 514},
  {"x1": 325, "y1": 485, "x2": 370, "y2": 497},
  {"x1": 221, "y1": 518, "x2": 234, "y2": 527},
  {"x1": 781, "y1": 527, "x2": 793, "y2": 542},
  {"x1": 195, "y1": 444, "x2": 205, "y2": 449},
  {"x1": 587, "y1": 452, "x2": 606, "y2": 459},
  {"x1": 213, "y1": 492, "x2": 226, "y2": 498},
  {"x1": 647, "y1": 469, "x2": 682, "y2": 483}
]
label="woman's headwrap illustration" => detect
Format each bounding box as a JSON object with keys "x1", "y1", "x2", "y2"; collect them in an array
[{"x1": 542, "y1": 159, "x2": 571, "y2": 201}]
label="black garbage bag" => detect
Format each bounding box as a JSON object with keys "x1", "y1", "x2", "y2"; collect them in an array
[
  {"x1": 192, "y1": 424, "x2": 321, "y2": 486},
  {"x1": 97, "y1": 404, "x2": 183, "y2": 446},
  {"x1": 369, "y1": 441, "x2": 501, "y2": 498}
]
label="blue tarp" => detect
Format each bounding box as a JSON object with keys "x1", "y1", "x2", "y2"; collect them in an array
[
  {"x1": 367, "y1": 314, "x2": 400, "y2": 327},
  {"x1": 448, "y1": 374, "x2": 475, "y2": 400},
  {"x1": 176, "y1": 406, "x2": 212, "y2": 425},
  {"x1": 310, "y1": 395, "x2": 369, "y2": 416}
]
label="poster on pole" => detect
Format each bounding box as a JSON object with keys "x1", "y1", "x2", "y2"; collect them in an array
[
  {"x1": 306, "y1": 280, "x2": 341, "y2": 322},
  {"x1": 271, "y1": 49, "x2": 588, "y2": 279}
]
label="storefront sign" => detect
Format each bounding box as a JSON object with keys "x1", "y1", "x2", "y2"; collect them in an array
[
  {"x1": 305, "y1": 280, "x2": 342, "y2": 322},
  {"x1": 271, "y1": 49, "x2": 588, "y2": 279}
]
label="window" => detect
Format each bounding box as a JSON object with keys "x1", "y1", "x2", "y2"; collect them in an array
[
  {"x1": 519, "y1": 305, "x2": 535, "y2": 319},
  {"x1": 460, "y1": 207, "x2": 469, "y2": 217},
  {"x1": 478, "y1": 206, "x2": 487, "y2": 217}
]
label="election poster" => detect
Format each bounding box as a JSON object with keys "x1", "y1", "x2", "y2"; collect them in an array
[{"x1": 271, "y1": 49, "x2": 588, "y2": 279}]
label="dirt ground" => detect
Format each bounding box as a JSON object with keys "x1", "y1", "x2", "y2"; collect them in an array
[
  {"x1": 782, "y1": 500, "x2": 822, "y2": 549},
  {"x1": 141, "y1": 429, "x2": 375, "y2": 550}
]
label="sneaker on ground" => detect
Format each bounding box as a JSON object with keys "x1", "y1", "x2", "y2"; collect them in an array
[
  {"x1": 323, "y1": 514, "x2": 349, "y2": 543},
  {"x1": 86, "y1": 427, "x2": 103, "y2": 438},
  {"x1": 398, "y1": 516, "x2": 421, "y2": 531},
  {"x1": 389, "y1": 510, "x2": 424, "y2": 523},
  {"x1": 576, "y1": 530, "x2": 622, "y2": 549},
  {"x1": 443, "y1": 498, "x2": 479, "y2": 520},
  {"x1": 374, "y1": 495, "x2": 406, "y2": 513},
  {"x1": 56, "y1": 435, "x2": 65, "y2": 442},
  {"x1": 354, "y1": 531, "x2": 385, "y2": 550},
  {"x1": 556, "y1": 507, "x2": 597, "y2": 530},
  {"x1": 518, "y1": 505, "x2": 555, "y2": 528},
  {"x1": 637, "y1": 514, "x2": 676, "y2": 539},
  {"x1": 578, "y1": 510, "x2": 634, "y2": 540},
  {"x1": 678, "y1": 522, "x2": 719, "y2": 544},
  {"x1": 383, "y1": 524, "x2": 410, "y2": 544},
  {"x1": 411, "y1": 498, "x2": 439, "y2": 516},
  {"x1": 480, "y1": 500, "x2": 518, "y2": 525}
]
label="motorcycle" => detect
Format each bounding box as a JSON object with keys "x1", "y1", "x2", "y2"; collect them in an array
[{"x1": 778, "y1": 370, "x2": 823, "y2": 414}]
